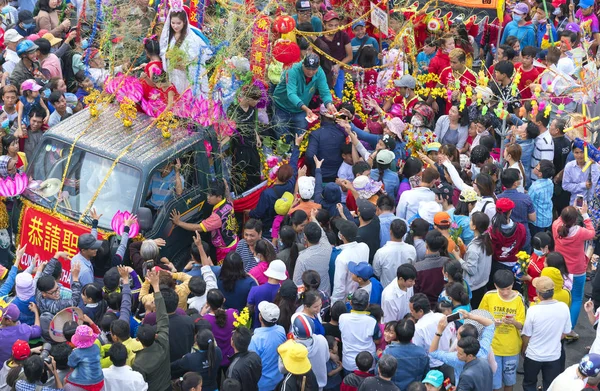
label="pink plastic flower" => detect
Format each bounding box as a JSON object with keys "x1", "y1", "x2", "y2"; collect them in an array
[
  {"x1": 0, "y1": 172, "x2": 28, "y2": 197},
  {"x1": 204, "y1": 140, "x2": 213, "y2": 156},
  {"x1": 266, "y1": 156, "x2": 279, "y2": 168},
  {"x1": 111, "y1": 210, "x2": 140, "y2": 238},
  {"x1": 450, "y1": 222, "x2": 459, "y2": 230}
]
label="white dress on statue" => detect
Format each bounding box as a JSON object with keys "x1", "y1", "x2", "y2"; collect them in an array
[{"x1": 159, "y1": 12, "x2": 212, "y2": 96}]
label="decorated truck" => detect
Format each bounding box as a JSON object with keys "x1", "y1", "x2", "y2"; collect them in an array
[{"x1": 11, "y1": 105, "x2": 221, "y2": 287}]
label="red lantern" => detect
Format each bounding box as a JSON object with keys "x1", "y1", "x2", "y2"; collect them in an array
[
  {"x1": 272, "y1": 39, "x2": 301, "y2": 66},
  {"x1": 273, "y1": 14, "x2": 296, "y2": 34}
]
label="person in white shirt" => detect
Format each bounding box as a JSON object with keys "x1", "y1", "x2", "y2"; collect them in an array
[
  {"x1": 103, "y1": 342, "x2": 148, "y2": 391},
  {"x1": 396, "y1": 167, "x2": 439, "y2": 221},
  {"x1": 339, "y1": 289, "x2": 382, "y2": 371},
  {"x1": 47, "y1": 91, "x2": 73, "y2": 128},
  {"x1": 331, "y1": 219, "x2": 370, "y2": 303},
  {"x1": 187, "y1": 266, "x2": 217, "y2": 312},
  {"x1": 530, "y1": 112, "x2": 554, "y2": 182},
  {"x1": 381, "y1": 263, "x2": 416, "y2": 323},
  {"x1": 373, "y1": 219, "x2": 416, "y2": 287},
  {"x1": 548, "y1": 353, "x2": 600, "y2": 391},
  {"x1": 522, "y1": 276, "x2": 572, "y2": 391},
  {"x1": 183, "y1": 236, "x2": 218, "y2": 311},
  {"x1": 409, "y1": 293, "x2": 453, "y2": 373},
  {"x1": 2, "y1": 29, "x2": 23, "y2": 75}
]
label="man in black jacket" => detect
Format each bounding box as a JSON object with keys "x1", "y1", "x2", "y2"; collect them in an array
[
  {"x1": 226, "y1": 327, "x2": 262, "y2": 391},
  {"x1": 132, "y1": 270, "x2": 171, "y2": 391},
  {"x1": 163, "y1": 288, "x2": 194, "y2": 362}
]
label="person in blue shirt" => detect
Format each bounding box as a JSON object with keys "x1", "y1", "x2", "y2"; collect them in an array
[
  {"x1": 416, "y1": 36, "x2": 437, "y2": 74},
  {"x1": 429, "y1": 309, "x2": 495, "y2": 383},
  {"x1": 348, "y1": 262, "x2": 383, "y2": 306},
  {"x1": 147, "y1": 159, "x2": 184, "y2": 209},
  {"x1": 370, "y1": 149, "x2": 399, "y2": 202},
  {"x1": 534, "y1": 4, "x2": 558, "y2": 47},
  {"x1": 500, "y1": 2, "x2": 535, "y2": 48},
  {"x1": 350, "y1": 20, "x2": 379, "y2": 64},
  {"x1": 248, "y1": 301, "x2": 287, "y2": 391},
  {"x1": 292, "y1": 0, "x2": 322, "y2": 33}
]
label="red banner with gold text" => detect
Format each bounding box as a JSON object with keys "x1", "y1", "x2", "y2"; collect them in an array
[
  {"x1": 250, "y1": 15, "x2": 271, "y2": 82},
  {"x1": 18, "y1": 203, "x2": 105, "y2": 288}
]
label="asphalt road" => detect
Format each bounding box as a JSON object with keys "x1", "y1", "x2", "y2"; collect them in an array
[{"x1": 514, "y1": 283, "x2": 598, "y2": 390}]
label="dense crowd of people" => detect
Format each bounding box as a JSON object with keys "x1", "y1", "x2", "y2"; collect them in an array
[{"x1": 0, "y1": 0, "x2": 600, "y2": 390}]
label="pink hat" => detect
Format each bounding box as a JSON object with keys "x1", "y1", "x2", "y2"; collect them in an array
[
  {"x1": 21, "y1": 79, "x2": 42, "y2": 92},
  {"x1": 71, "y1": 325, "x2": 98, "y2": 349},
  {"x1": 384, "y1": 117, "x2": 406, "y2": 139}
]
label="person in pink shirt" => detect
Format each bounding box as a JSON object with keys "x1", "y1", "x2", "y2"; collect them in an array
[
  {"x1": 34, "y1": 38, "x2": 62, "y2": 78},
  {"x1": 552, "y1": 203, "x2": 595, "y2": 339},
  {"x1": 248, "y1": 239, "x2": 289, "y2": 284}
]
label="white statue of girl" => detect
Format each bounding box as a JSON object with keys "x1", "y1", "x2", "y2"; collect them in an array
[{"x1": 159, "y1": 0, "x2": 212, "y2": 96}]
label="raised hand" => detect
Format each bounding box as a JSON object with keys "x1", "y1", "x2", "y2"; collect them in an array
[
  {"x1": 117, "y1": 265, "x2": 130, "y2": 284},
  {"x1": 170, "y1": 210, "x2": 181, "y2": 225},
  {"x1": 90, "y1": 208, "x2": 102, "y2": 221},
  {"x1": 124, "y1": 214, "x2": 137, "y2": 227},
  {"x1": 313, "y1": 155, "x2": 324, "y2": 168}
]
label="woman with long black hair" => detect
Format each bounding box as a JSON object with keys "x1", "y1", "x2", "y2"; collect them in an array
[
  {"x1": 217, "y1": 252, "x2": 257, "y2": 311},
  {"x1": 201, "y1": 289, "x2": 237, "y2": 372},
  {"x1": 452, "y1": 211, "x2": 493, "y2": 308},
  {"x1": 171, "y1": 329, "x2": 223, "y2": 391}
]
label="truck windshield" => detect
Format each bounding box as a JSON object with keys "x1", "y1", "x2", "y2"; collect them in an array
[{"x1": 23, "y1": 139, "x2": 141, "y2": 228}]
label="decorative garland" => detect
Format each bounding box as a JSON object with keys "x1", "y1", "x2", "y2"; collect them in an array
[
  {"x1": 300, "y1": 121, "x2": 320, "y2": 154},
  {"x1": 84, "y1": 0, "x2": 103, "y2": 73},
  {"x1": 415, "y1": 73, "x2": 447, "y2": 99},
  {"x1": 341, "y1": 73, "x2": 367, "y2": 124}
]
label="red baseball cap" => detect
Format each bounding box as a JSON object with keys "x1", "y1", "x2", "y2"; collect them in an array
[{"x1": 323, "y1": 11, "x2": 340, "y2": 22}]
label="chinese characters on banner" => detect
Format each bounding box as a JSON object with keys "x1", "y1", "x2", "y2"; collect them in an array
[
  {"x1": 18, "y1": 205, "x2": 105, "y2": 288},
  {"x1": 250, "y1": 15, "x2": 271, "y2": 82}
]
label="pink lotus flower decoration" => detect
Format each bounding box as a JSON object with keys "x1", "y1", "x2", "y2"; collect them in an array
[
  {"x1": 0, "y1": 172, "x2": 28, "y2": 197},
  {"x1": 141, "y1": 96, "x2": 167, "y2": 118},
  {"x1": 111, "y1": 210, "x2": 140, "y2": 238},
  {"x1": 105, "y1": 75, "x2": 144, "y2": 103}
]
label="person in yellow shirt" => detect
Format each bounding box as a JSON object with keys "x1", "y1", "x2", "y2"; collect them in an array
[
  {"x1": 478, "y1": 269, "x2": 526, "y2": 391},
  {"x1": 529, "y1": 267, "x2": 571, "y2": 307},
  {"x1": 98, "y1": 319, "x2": 144, "y2": 368}
]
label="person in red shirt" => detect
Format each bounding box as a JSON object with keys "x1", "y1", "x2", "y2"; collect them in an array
[
  {"x1": 520, "y1": 231, "x2": 551, "y2": 302},
  {"x1": 426, "y1": 35, "x2": 454, "y2": 115},
  {"x1": 516, "y1": 45, "x2": 541, "y2": 102},
  {"x1": 438, "y1": 48, "x2": 477, "y2": 114}
]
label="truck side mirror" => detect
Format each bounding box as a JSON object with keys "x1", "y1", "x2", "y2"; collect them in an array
[{"x1": 137, "y1": 207, "x2": 153, "y2": 232}]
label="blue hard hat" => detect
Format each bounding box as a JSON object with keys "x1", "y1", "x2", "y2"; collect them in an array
[{"x1": 16, "y1": 40, "x2": 38, "y2": 57}]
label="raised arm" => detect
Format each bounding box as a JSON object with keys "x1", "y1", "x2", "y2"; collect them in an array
[{"x1": 117, "y1": 266, "x2": 133, "y2": 323}]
